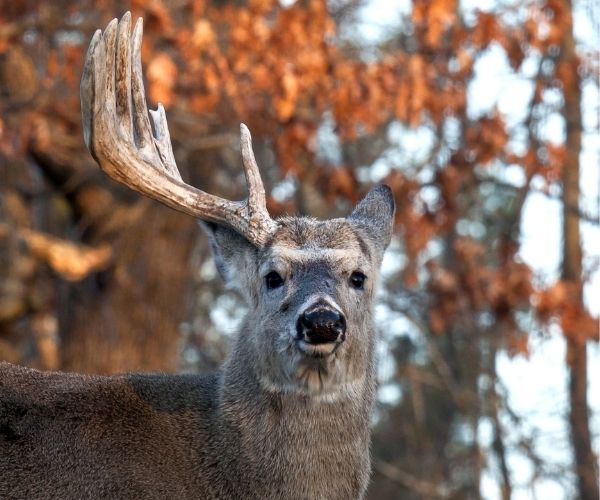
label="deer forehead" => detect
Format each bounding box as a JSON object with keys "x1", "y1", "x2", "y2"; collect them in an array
[
  {"x1": 267, "y1": 217, "x2": 370, "y2": 253},
  {"x1": 261, "y1": 246, "x2": 366, "y2": 274},
  {"x1": 259, "y1": 218, "x2": 371, "y2": 273}
]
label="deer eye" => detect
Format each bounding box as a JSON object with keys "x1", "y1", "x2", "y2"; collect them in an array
[
  {"x1": 350, "y1": 271, "x2": 367, "y2": 290},
  {"x1": 265, "y1": 271, "x2": 285, "y2": 290}
]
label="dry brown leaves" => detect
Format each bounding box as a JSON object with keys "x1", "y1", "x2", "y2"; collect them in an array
[{"x1": 536, "y1": 282, "x2": 599, "y2": 346}]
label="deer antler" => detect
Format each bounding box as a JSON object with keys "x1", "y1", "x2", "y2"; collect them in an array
[{"x1": 80, "y1": 12, "x2": 277, "y2": 247}]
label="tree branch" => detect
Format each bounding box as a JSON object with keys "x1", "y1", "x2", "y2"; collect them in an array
[{"x1": 374, "y1": 460, "x2": 452, "y2": 498}]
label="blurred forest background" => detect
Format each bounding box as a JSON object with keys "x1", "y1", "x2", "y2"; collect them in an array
[{"x1": 0, "y1": 0, "x2": 598, "y2": 498}]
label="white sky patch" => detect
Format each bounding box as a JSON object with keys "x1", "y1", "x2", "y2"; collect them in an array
[
  {"x1": 503, "y1": 164, "x2": 527, "y2": 187},
  {"x1": 368, "y1": 157, "x2": 391, "y2": 182},
  {"x1": 381, "y1": 237, "x2": 407, "y2": 276},
  {"x1": 271, "y1": 175, "x2": 297, "y2": 203},
  {"x1": 387, "y1": 121, "x2": 437, "y2": 166},
  {"x1": 355, "y1": 0, "x2": 409, "y2": 44},
  {"x1": 315, "y1": 111, "x2": 342, "y2": 165},
  {"x1": 497, "y1": 328, "x2": 576, "y2": 500},
  {"x1": 498, "y1": 76, "x2": 536, "y2": 125},
  {"x1": 460, "y1": 0, "x2": 497, "y2": 17},
  {"x1": 468, "y1": 44, "x2": 511, "y2": 117},
  {"x1": 519, "y1": 192, "x2": 563, "y2": 282},
  {"x1": 538, "y1": 112, "x2": 566, "y2": 145},
  {"x1": 573, "y1": 0, "x2": 600, "y2": 46}
]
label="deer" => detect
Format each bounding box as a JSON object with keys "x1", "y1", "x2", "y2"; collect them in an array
[{"x1": 0, "y1": 13, "x2": 394, "y2": 500}]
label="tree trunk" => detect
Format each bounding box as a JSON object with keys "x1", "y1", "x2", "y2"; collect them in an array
[
  {"x1": 28, "y1": 118, "x2": 198, "y2": 374},
  {"x1": 60, "y1": 204, "x2": 197, "y2": 374},
  {"x1": 561, "y1": 2, "x2": 599, "y2": 498}
]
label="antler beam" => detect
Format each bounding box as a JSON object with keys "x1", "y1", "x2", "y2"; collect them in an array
[{"x1": 80, "y1": 12, "x2": 277, "y2": 247}]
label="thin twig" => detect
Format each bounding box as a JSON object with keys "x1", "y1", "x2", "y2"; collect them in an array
[{"x1": 374, "y1": 460, "x2": 452, "y2": 498}]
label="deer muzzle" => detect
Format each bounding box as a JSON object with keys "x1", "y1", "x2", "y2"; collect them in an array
[{"x1": 296, "y1": 304, "x2": 346, "y2": 347}]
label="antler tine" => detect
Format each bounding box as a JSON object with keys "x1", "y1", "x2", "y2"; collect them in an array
[
  {"x1": 149, "y1": 104, "x2": 181, "y2": 181},
  {"x1": 130, "y1": 17, "x2": 156, "y2": 160},
  {"x1": 81, "y1": 29, "x2": 100, "y2": 150},
  {"x1": 240, "y1": 124, "x2": 273, "y2": 224},
  {"x1": 80, "y1": 13, "x2": 276, "y2": 247}
]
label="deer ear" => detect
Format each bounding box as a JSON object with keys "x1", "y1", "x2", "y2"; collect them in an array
[
  {"x1": 200, "y1": 222, "x2": 258, "y2": 290},
  {"x1": 348, "y1": 184, "x2": 395, "y2": 254}
]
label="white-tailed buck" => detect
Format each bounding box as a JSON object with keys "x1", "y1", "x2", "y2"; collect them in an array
[{"x1": 0, "y1": 13, "x2": 394, "y2": 499}]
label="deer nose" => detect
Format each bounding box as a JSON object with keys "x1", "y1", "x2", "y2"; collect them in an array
[{"x1": 297, "y1": 308, "x2": 346, "y2": 344}]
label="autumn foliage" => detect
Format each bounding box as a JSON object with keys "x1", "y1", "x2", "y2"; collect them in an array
[{"x1": 0, "y1": 0, "x2": 597, "y2": 498}]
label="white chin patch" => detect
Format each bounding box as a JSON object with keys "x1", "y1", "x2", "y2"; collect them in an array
[
  {"x1": 267, "y1": 331, "x2": 348, "y2": 397},
  {"x1": 295, "y1": 363, "x2": 334, "y2": 394},
  {"x1": 291, "y1": 350, "x2": 347, "y2": 394}
]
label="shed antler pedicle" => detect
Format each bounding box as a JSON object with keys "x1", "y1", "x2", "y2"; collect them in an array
[{"x1": 80, "y1": 12, "x2": 277, "y2": 246}]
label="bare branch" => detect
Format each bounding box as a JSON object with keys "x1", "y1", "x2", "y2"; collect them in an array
[
  {"x1": 477, "y1": 176, "x2": 600, "y2": 226},
  {"x1": 374, "y1": 461, "x2": 452, "y2": 498},
  {"x1": 0, "y1": 223, "x2": 112, "y2": 281}
]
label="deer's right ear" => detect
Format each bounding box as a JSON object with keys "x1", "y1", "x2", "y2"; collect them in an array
[
  {"x1": 348, "y1": 184, "x2": 395, "y2": 254},
  {"x1": 200, "y1": 222, "x2": 258, "y2": 290}
]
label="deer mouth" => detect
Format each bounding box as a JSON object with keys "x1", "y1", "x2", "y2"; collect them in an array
[{"x1": 295, "y1": 339, "x2": 342, "y2": 358}]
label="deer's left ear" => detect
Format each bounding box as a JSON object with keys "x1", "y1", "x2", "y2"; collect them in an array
[
  {"x1": 348, "y1": 184, "x2": 395, "y2": 254},
  {"x1": 200, "y1": 222, "x2": 258, "y2": 293}
]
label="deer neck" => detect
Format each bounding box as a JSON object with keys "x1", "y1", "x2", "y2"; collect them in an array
[{"x1": 216, "y1": 327, "x2": 376, "y2": 497}]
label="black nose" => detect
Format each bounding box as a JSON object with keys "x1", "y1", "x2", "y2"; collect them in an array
[{"x1": 297, "y1": 308, "x2": 346, "y2": 344}]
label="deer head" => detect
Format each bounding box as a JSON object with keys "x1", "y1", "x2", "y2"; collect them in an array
[{"x1": 210, "y1": 187, "x2": 394, "y2": 397}]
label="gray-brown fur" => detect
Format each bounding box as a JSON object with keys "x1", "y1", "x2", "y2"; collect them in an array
[{"x1": 0, "y1": 186, "x2": 394, "y2": 499}]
